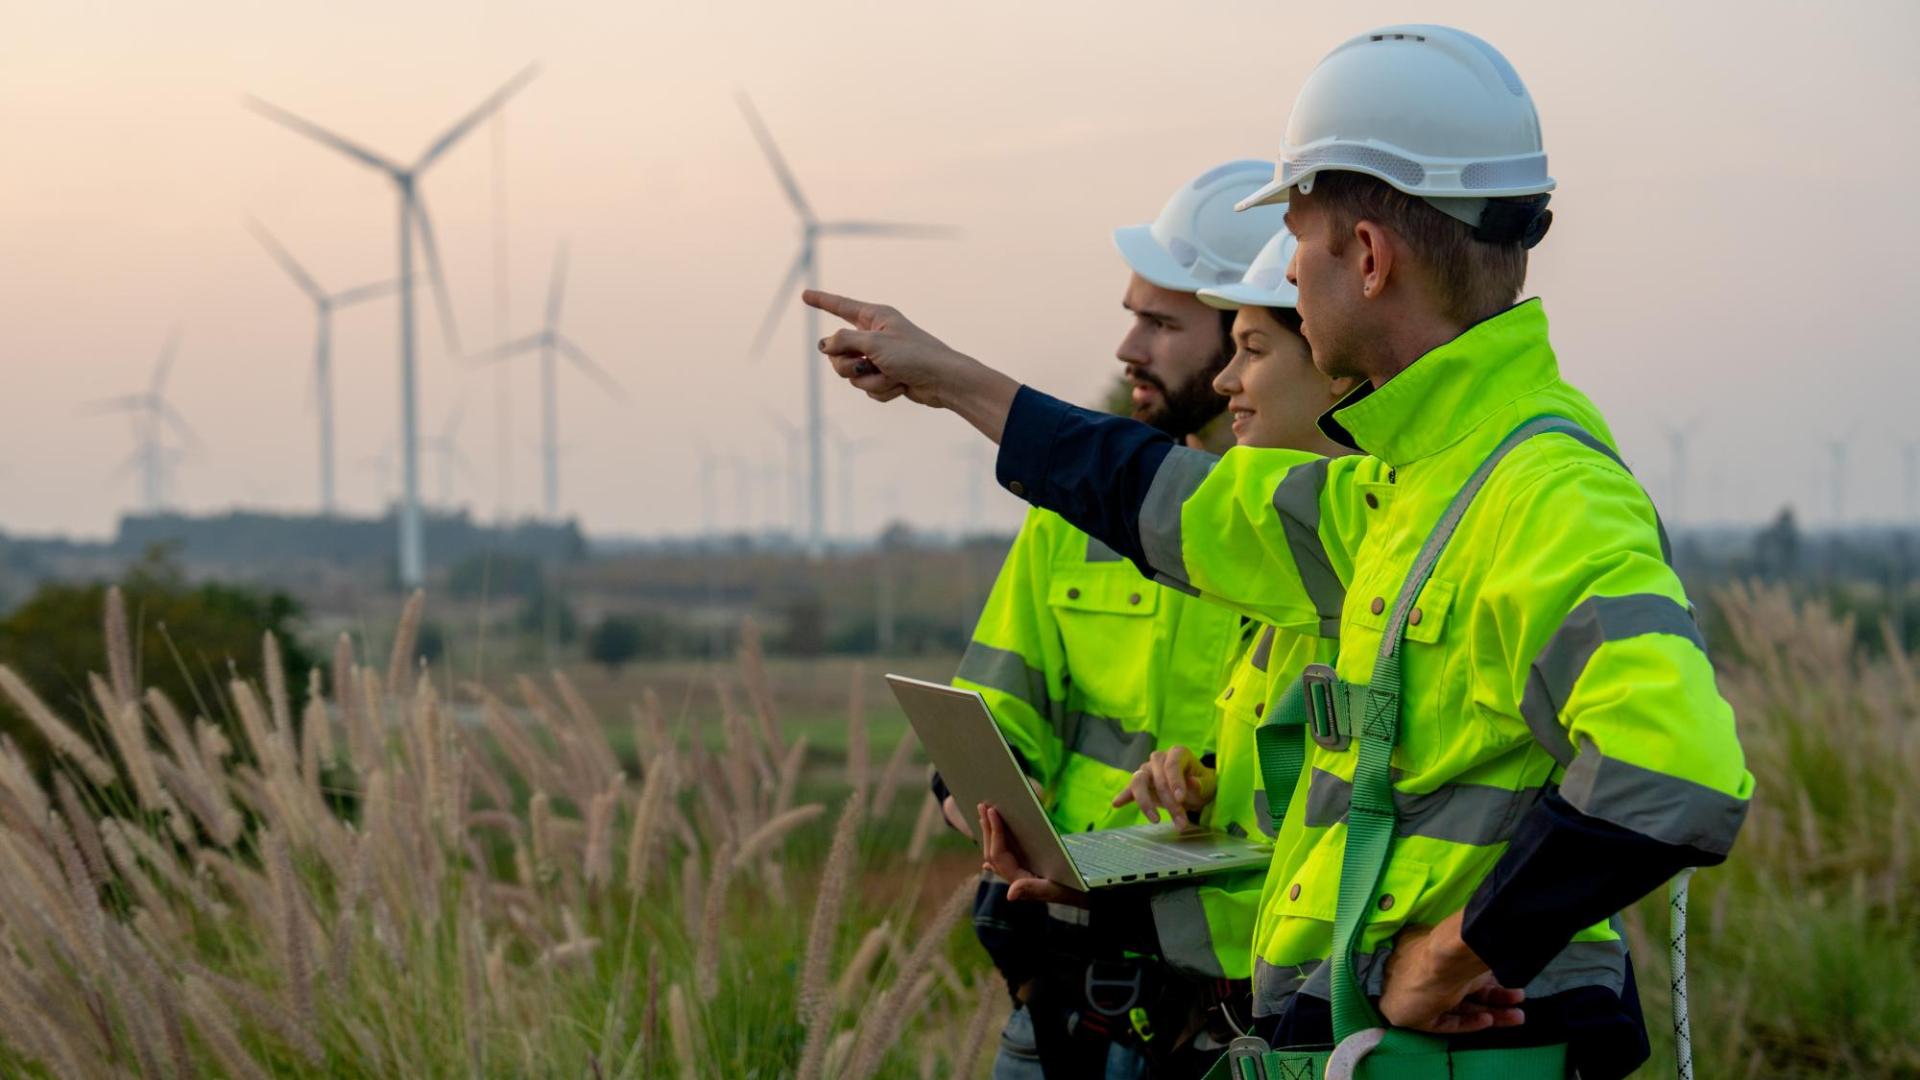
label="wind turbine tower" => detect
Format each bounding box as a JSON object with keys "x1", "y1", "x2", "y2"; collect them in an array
[
  {"x1": 473, "y1": 241, "x2": 625, "y2": 520},
  {"x1": 738, "y1": 92, "x2": 954, "y2": 559},
  {"x1": 248, "y1": 219, "x2": 398, "y2": 516},
  {"x1": 248, "y1": 64, "x2": 539, "y2": 587},
  {"x1": 1828, "y1": 436, "x2": 1852, "y2": 527}
]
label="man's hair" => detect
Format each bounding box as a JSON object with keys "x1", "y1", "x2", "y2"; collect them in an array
[{"x1": 1308, "y1": 171, "x2": 1529, "y2": 326}]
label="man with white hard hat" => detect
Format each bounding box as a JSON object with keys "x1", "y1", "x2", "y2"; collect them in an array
[
  {"x1": 936, "y1": 161, "x2": 1283, "y2": 1079},
  {"x1": 815, "y1": 25, "x2": 1749, "y2": 1080}
]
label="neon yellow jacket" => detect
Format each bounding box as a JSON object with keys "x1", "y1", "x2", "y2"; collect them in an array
[
  {"x1": 954, "y1": 506, "x2": 1242, "y2": 835},
  {"x1": 1005, "y1": 301, "x2": 1752, "y2": 1016},
  {"x1": 1148, "y1": 622, "x2": 1332, "y2": 981}
]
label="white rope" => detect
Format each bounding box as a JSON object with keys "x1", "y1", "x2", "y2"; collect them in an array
[{"x1": 1668, "y1": 869, "x2": 1696, "y2": 1080}]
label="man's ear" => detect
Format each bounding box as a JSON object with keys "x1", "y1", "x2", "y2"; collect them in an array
[{"x1": 1352, "y1": 219, "x2": 1396, "y2": 300}]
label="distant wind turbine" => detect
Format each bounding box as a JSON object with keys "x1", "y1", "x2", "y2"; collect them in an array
[
  {"x1": 248, "y1": 63, "x2": 540, "y2": 586},
  {"x1": 738, "y1": 91, "x2": 956, "y2": 559},
  {"x1": 83, "y1": 329, "x2": 203, "y2": 512},
  {"x1": 248, "y1": 219, "x2": 399, "y2": 516},
  {"x1": 472, "y1": 241, "x2": 625, "y2": 520},
  {"x1": 1827, "y1": 435, "x2": 1854, "y2": 527},
  {"x1": 424, "y1": 397, "x2": 478, "y2": 507},
  {"x1": 831, "y1": 426, "x2": 878, "y2": 541}
]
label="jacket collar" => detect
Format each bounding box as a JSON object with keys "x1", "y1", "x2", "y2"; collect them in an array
[{"x1": 1319, "y1": 299, "x2": 1560, "y2": 468}]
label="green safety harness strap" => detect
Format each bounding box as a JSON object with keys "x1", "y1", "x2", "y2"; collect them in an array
[{"x1": 1235, "y1": 416, "x2": 1592, "y2": 1079}]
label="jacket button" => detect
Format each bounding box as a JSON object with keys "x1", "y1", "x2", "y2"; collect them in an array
[
  {"x1": 1365, "y1": 493, "x2": 1379, "y2": 509},
  {"x1": 1288, "y1": 883, "x2": 1302, "y2": 901},
  {"x1": 1370, "y1": 597, "x2": 1385, "y2": 615},
  {"x1": 1066, "y1": 588, "x2": 1081, "y2": 600},
  {"x1": 1008, "y1": 480, "x2": 1026, "y2": 497},
  {"x1": 1254, "y1": 703, "x2": 1265, "y2": 718},
  {"x1": 1223, "y1": 687, "x2": 1235, "y2": 700},
  {"x1": 1128, "y1": 593, "x2": 1142, "y2": 606},
  {"x1": 1410, "y1": 607, "x2": 1423, "y2": 626},
  {"x1": 1377, "y1": 893, "x2": 1395, "y2": 911}
]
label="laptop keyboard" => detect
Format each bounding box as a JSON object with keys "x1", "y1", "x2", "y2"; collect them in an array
[{"x1": 1065, "y1": 830, "x2": 1232, "y2": 881}]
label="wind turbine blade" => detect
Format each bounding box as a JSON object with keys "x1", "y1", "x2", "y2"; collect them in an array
[
  {"x1": 819, "y1": 221, "x2": 960, "y2": 238},
  {"x1": 554, "y1": 335, "x2": 627, "y2": 402},
  {"x1": 150, "y1": 327, "x2": 181, "y2": 396},
  {"x1": 245, "y1": 95, "x2": 403, "y2": 175},
  {"x1": 545, "y1": 241, "x2": 570, "y2": 331},
  {"x1": 77, "y1": 395, "x2": 146, "y2": 417},
  {"x1": 735, "y1": 92, "x2": 815, "y2": 223},
  {"x1": 108, "y1": 451, "x2": 143, "y2": 484},
  {"x1": 468, "y1": 333, "x2": 544, "y2": 364},
  {"x1": 412, "y1": 196, "x2": 464, "y2": 356},
  {"x1": 331, "y1": 279, "x2": 402, "y2": 307},
  {"x1": 443, "y1": 394, "x2": 470, "y2": 439},
  {"x1": 748, "y1": 249, "x2": 808, "y2": 359},
  {"x1": 158, "y1": 402, "x2": 206, "y2": 450},
  {"x1": 246, "y1": 218, "x2": 327, "y2": 300},
  {"x1": 761, "y1": 405, "x2": 798, "y2": 439},
  {"x1": 414, "y1": 62, "x2": 541, "y2": 172}
]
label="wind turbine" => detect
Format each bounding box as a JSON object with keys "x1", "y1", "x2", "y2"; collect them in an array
[
  {"x1": 1827, "y1": 434, "x2": 1854, "y2": 527},
  {"x1": 738, "y1": 91, "x2": 955, "y2": 559},
  {"x1": 472, "y1": 241, "x2": 625, "y2": 520},
  {"x1": 248, "y1": 218, "x2": 399, "y2": 516},
  {"x1": 247, "y1": 63, "x2": 539, "y2": 587},
  {"x1": 764, "y1": 406, "x2": 808, "y2": 535},
  {"x1": 1660, "y1": 417, "x2": 1702, "y2": 528},
  {"x1": 424, "y1": 397, "x2": 477, "y2": 507},
  {"x1": 831, "y1": 426, "x2": 878, "y2": 541},
  {"x1": 83, "y1": 329, "x2": 203, "y2": 512}
]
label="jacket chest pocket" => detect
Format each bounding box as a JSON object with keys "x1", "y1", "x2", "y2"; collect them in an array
[
  {"x1": 1048, "y1": 569, "x2": 1159, "y2": 720},
  {"x1": 1343, "y1": 576, "x2": 1459, "y2": 770}
]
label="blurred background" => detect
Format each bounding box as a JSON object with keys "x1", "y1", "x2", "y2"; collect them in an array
[{"x1": 2, "y1": 0, "x2": 1918, "y2": 662}]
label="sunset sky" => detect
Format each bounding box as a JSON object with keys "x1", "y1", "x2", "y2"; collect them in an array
[{"x1": 3, "y1": 0, "x2": 1916, "y2": 541}]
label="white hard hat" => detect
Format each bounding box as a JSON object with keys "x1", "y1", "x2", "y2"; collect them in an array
[
  {"x1": 1197, "y1": 226, "x2": 1298, "y2": 311},
  {"x1": 1115, "y1": 160, "x2": 1291, "y2": 292},
  {"x1": 1238, "y1": 26, "x2": 1555, "y2": 241}
]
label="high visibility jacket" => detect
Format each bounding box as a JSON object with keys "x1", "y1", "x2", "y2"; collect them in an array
[
  {"x1": 1149, "y1": 621, "x2": 1332, "y2": 981},
  {"x1": 954, "y1": 506, "x2": 1242, "y2": 834},
  {"x1": 996, "y1": 300, "x2": 1752, "y2": 1021}
]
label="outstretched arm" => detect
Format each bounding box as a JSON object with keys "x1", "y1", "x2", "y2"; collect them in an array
[
  {"x1": 807, "y1": 290, "x2": 1021, "y2": 443},
  {"x1": 808, "y1": 288, "x2": 1365, "y2": 635}
]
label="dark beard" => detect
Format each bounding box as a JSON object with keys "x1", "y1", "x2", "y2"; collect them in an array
[{"x1": 1130, "y1": 352, "x2": 1230, "y2": 439}]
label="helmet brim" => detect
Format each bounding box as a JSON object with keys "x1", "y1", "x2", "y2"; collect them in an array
[
  {"x1": 1234, "y1": 178, "x2": 1293, "y2": 213},
  {"x1": 1197, "y1": 281, "x2": 1297, "y2": 311},
  {"x1": 1112, "y1": 224, "x2": 1207, "y2": 293}
]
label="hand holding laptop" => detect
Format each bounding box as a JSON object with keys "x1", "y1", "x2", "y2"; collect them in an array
[{"x1": 978, "y1": 804, "x2": 1091, "y2": 908}]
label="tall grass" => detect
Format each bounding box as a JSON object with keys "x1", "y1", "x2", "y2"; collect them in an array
[
  {"x1": 1630, "y1": 582, "x2": 1920, "y2": 1078},
  {"x1": 0, "y1": 591, "x2": 998, "y2": 1078}
]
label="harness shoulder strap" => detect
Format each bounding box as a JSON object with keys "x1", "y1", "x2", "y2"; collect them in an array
[{"x1": 1328, "y1": 415, "x2": 1600, "y2": 1045}]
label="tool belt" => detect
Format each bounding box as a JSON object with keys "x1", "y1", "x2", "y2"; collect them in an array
[{"x1": 1213, "y1": 418, "x2": 1600, "y2": 1080}]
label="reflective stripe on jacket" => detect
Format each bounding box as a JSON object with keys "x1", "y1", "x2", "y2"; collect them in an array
[{"x1": 954, "y1": 506, "x2": 1242, "y2": 834}]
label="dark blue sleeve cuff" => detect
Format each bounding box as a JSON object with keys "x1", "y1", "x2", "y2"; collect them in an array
[
  {"x1": 995, "y1": 385, "x2": 1175, "y2": 573},
  {"x1": 1462, "y1": 792, "x2": 1726, "y2": 987}
]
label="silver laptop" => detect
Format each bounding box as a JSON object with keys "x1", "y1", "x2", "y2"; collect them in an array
[{"x1": 886, "y1": 674, "x2": 1271, "y2": 891}]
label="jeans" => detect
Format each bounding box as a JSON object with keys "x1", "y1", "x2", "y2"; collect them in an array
[{"x1": 992, "y1": 1003, "x2": 1152, "y2": 1080}]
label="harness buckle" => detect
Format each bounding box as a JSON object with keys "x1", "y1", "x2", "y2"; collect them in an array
[
  {"x1": 1082, "y1": 959, "x2": 1144, "y2": 1017},
  {"x1": 1224, "y1": 1034, "x2": 1272, "y2": 1079},
  {"x1": 1302, "y1": 664, "x2": 1351, "y2": 751}
]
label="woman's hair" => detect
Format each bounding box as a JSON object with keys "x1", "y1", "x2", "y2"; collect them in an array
[{"x1": 1263, "y1": 306, "x2": 1304, "y2": 337}]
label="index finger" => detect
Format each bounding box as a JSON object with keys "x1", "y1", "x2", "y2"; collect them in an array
[{"x1": 802, "y1": 289, "x2": 878, "y2": 327}]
